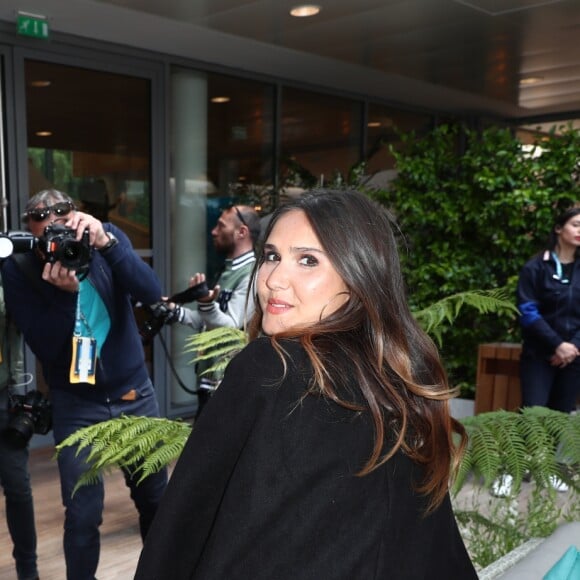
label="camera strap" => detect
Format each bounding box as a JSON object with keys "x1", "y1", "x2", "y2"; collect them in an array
[{"x1": 69, "y1": 282, "x2": 97, "y2": 385}]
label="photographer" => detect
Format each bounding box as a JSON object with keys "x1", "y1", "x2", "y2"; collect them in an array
[
  {"x1": 1, "y1": 189, "x2": 168, "y2": 580},
  {"x1": 172, "y1": 205, "x2": 260, "y2": 416},
  {"x1": 175, "y1": 204, "x2": 261, "y2": 331},
  {"x1": 0, "y1": 272, "x2": 39, "y2": 580}
]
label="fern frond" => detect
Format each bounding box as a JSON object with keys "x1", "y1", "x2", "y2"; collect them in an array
[
  {"x1": 488, "y1": 412, "x2": 528, "y2": 484},
  {"x1": 56, "y1": 415, "x2": 192, "y2": 494},
  {"x1": 183, "y1": 326, "x2": 248, "y2": 378},
  {"x1": 452, "y1": 434, "x2": 473, "y2": 493},
  {"x1": 414, "y1": 288, "x2": 517, "y2": 343},
  {"x1": 197, "y1": 358, "x2": 233, "y2": 377},
  {"x1": 135, "y1": 438, "x2": 188, "y2": 484},
  {"x1": 183, "y1": 327, "x2": 247, "y2": 358},
  {"x1": 457, "y1": 408, "x2": 580, "y2": 494},
  {"x1": 461, "y1": 415, "x2": 503, "y2": 487},
  {"x1": 189, "y1": 343, "x2": 246, "y2": 364}
]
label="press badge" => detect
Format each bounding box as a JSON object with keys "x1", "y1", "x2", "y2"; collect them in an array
[{"x1": 70, "y1": 336, "x2": 97, "y2": 384}]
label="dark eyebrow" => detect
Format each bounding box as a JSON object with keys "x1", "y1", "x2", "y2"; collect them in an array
[
  {"x1": 292, "y1": 246, "x2": 324, "y2": 253},
  {"x1": 263, "y1": 242, "x2": 324, "y2": 254}
]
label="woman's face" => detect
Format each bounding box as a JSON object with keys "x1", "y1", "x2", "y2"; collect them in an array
[
  {"x1": 257, "y1": 209, "x2": 349, "y2": 335},
  {"x1": 556, "y1": 214, "x2": 580, "y2": 251}
]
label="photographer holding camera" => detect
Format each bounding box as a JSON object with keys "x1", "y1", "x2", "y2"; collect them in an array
[
  {"x1": 0, "y1": 272, "x2": 39, "y2": 580},
  {"x1": 174, "y1": 204, "x2": 261, "y2": 331},
  {"x1": 1, "y1": 189, "x2": 168, "y2": 580},
  {"x1": 171, "y1": 205, "x2": 260, "y2": 415}
]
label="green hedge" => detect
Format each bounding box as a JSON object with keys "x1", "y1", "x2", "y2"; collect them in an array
[{"x1": 368, "y1": 123, "x2": 580, "y2": 393}]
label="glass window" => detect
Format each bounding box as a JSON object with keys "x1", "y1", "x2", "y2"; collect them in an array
[
  {"x1": 280, "y1": 87, "x2": 362, "y2": 191},
  {"x1": 25, "y1": 60, "x2": 152, "y2": 250},
  {"x1": 365, "y1": 104, "x2": 432, "y2": 181}
]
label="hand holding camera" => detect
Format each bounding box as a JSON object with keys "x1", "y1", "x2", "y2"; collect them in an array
[
  {"x1": 186, "y1": 272, "x2": 220, "y2": 304},
  {"x1": 37, "y1": 223, "x2": 92, "y2": 292},
  {"x1": 64, "y1": 210, "x2": 109, "y2": 249},
  {"x1": 139, "y1": 279, "x2": 210, "y2": 343}
]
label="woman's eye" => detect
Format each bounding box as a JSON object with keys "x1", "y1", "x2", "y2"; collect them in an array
[
  {"x1": 298, "y1": 254, "x2": 318, "y2": 267},
  {"x1": 264, "y1": 251, "x2": 280, "y2": 263}
]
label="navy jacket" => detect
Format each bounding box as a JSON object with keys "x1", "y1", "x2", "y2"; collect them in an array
[
  {"x1": 517, "y1": 251, "x2": 580, "y2": 358},
  {"x1": 1, "y1": 223, "x2": 161, "y2": 402},
  {"x1": 135, "y1": 337, "x2": 476, "y2": 580}
]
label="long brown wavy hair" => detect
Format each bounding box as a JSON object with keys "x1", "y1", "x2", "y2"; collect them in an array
[{"x1": 248, "y1": 189, "x2": 467, "y2": 511}]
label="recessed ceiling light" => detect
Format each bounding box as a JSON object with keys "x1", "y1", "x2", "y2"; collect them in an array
[
  {"x1": 211, "y1": 96, "x2": 230, "y2": 103},
  {"x1": 367, "y1": 122, "x2": 381, "y2": 128},
  {"x1": 35, "y1": 131, "x2": 52, "y2": 137},
  {"x1": 519, "y1": 76, "x2": 544, "y2": 85},
  {"x1": 290, "y1": 5, "x2": 321, "y2": 17},
  {"x1": 30, "y1": 80, "x2": 51, "y2": 88}
]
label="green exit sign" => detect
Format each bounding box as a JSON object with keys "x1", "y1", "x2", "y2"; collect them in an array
[{"x1": 17, "y1": 13, "x2": 49, "y2": 40}]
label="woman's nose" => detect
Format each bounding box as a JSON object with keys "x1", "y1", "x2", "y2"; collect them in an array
[{"x1": 264, "y1": 262, "x2": 289, "y2": 291}]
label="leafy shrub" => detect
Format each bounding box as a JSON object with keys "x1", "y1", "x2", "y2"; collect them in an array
[{"x1": 368, "y1": 123, "x2": 580, "y2": 390}]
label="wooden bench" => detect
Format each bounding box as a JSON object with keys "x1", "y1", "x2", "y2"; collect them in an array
[{"x1": 475, "y1": 343, "x2": 522, "y2": 414}]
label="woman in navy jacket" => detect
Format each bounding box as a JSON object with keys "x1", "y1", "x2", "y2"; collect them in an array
[{"x1": 517, "y1": 207, "x2": 580, "y2": 412}]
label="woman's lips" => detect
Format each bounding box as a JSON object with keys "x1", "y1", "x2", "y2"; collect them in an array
[{"x1": 266, "y1": 299, "x2": 292, "y2": 314}]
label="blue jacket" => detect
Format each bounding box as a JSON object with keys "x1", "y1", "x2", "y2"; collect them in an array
[
  {"x1": 1, "y1": 223, "x2": 161, "y2": 402},
  {"x1": 517, "y1": 250, "x2": 580, "y2": 358}
]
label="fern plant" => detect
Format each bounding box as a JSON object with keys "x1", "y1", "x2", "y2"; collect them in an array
[
  {"x1": 183, "y1": 326, "x2": 247, "y2": 377},
  {"x1": 413, "y1": 287, "x2": 517, "y2": 346},
  {"x1": 55, "y1": 415, "x2": 192, "y2": 494},
  {"x1": 452, "y1": 408, "x2": 580, "y2": 570},
  {"x1": 452, "y1": 407, "x2": 579, "y2": 495}
]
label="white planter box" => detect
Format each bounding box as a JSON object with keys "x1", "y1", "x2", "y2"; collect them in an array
[{"x1": 450, "y1": 398, "x2": 475, "y2": 419}]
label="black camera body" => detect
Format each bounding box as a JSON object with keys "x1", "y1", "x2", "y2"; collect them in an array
[
  {"x1": 140, "y1": 301, "x2": 180, "y2": 344},
  {"x1": 0, "y1": 231, "x2": 37, "y2": 259},
  {"x1": 139, "y1": 280, "x2": 210, "y2": 343},
  {"x1": 38, "y1": 223, "x2": 92, "y2": 270},
  {"x1": 4, "y1": 390, "x2": 52, "y2": 449}
]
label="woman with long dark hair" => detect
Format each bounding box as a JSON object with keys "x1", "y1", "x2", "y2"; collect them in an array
[{"x1": 135, "y1": 189, "x2": 476, "y2": 579}]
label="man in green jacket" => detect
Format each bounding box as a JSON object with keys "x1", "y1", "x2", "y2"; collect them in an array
[{"x1": 173, "y1": 204, "x2": 260, "y2": 416}]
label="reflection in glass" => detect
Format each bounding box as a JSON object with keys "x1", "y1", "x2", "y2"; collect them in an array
[
  {"x1": 280, "y1": 87, "x2": 361, "y2": 192},
  {"x1": 365, "y1": 104, "x2": 432, "y2": 183},
  {"x1": 25, "y1": 60, "x2": 151, "y2": 249}
]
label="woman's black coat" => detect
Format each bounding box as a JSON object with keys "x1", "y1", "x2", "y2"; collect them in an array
[{"x1": 135, "y1": 337, "x2": 476, "y2": 580}]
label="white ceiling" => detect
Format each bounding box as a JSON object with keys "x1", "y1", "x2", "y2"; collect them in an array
[{"x1": 94, "y1": 0, "x2": 580, "y2": 119}]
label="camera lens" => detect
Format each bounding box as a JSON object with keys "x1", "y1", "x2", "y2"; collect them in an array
[
  {"x1": 3, "y1": 413, "x2": 35, "y2": 449},
  {"x1": 57, "y1": 239, "x2": 92, "y2": 269}
]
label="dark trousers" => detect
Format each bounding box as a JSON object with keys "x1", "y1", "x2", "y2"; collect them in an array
[
  {"x1": 520, "y1": 353, "x2": 580, "y2": 412},
  {"x1": 0, "y1": 390, "x2": 39, "y2": 580},
  {"x1": 51, "y1": 379, "x2": 168, "y2": 580}
]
